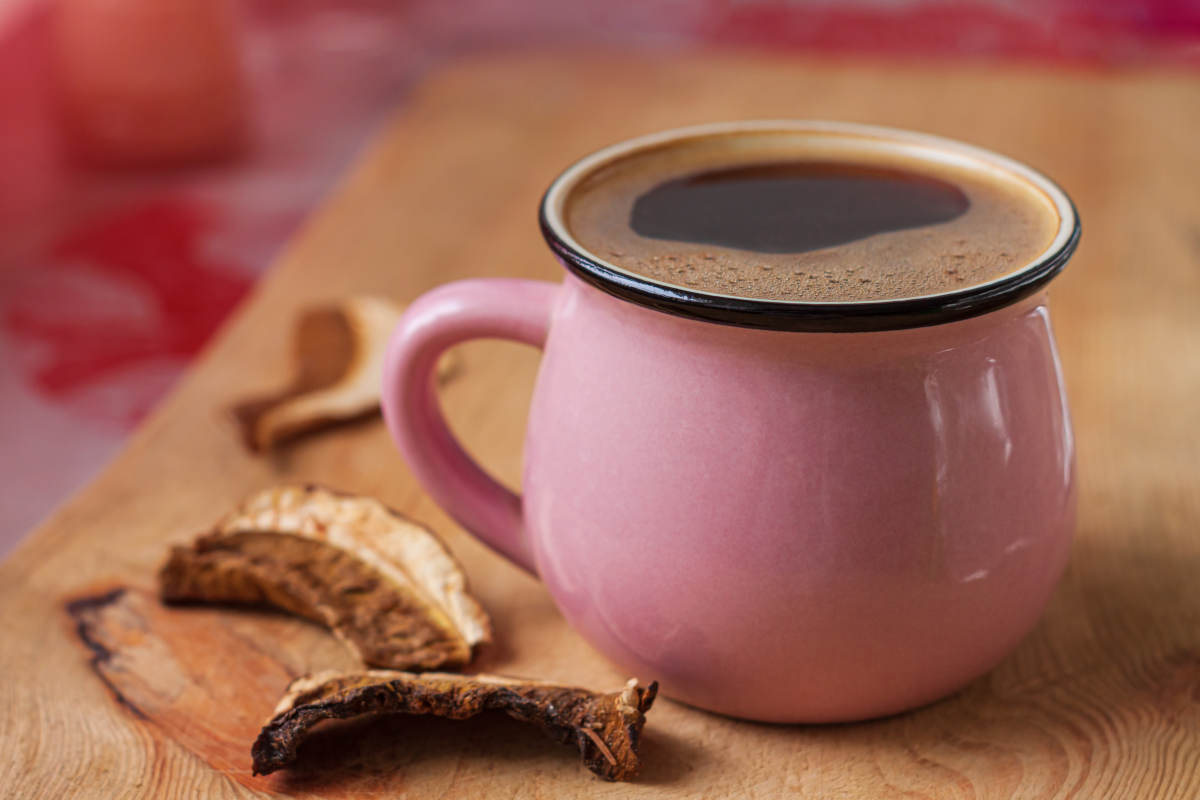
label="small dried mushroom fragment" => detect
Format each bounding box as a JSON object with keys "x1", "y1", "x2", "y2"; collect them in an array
[
  {"x1": 160, "y1": 485, "x2": 490, "y2": 670},
  {"x1": 231, "y1": 295, "x2": 459, "y2": 452},
  {"x1": 253, "y1": 670, "x2": 658, "y2": 782}
]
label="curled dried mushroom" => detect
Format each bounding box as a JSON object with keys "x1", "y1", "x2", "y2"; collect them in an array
[
  {"x1": 160, "y1": 484, "x2": 490, "y2": 671},
  {"x1": 253, "y1": 670, "x2": 658, "y2": 781},
  {"x1": 232, "y1": 296, "x2": 459, "y2": 452}
]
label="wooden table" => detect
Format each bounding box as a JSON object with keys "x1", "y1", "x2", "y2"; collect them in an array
[{"x1": 3, "y1": 51, "x2": 1199, "y2": 799}]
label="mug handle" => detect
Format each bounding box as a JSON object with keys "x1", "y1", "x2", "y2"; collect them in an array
[{"x1": 382, "y1": 278, "x2": 559, "y2": 574}]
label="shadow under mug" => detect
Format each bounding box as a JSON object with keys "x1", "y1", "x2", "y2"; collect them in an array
[{"x1": 382, "y1": 121, "x2": 1081, "y2": 723}]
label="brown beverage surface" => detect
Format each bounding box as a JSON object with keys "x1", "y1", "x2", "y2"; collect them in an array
[{"x1": 564, "y1": 135, "x2": 1060, "y2": 302}]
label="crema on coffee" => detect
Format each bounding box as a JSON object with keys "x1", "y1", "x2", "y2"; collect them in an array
[{"x1": 564, "y1": 134, "x2": 1059, "y2": 302}]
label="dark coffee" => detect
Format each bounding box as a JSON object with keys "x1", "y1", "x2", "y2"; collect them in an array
[
  {"x1": 630, "y1": 162, "x2": 969, "y2": 255},
  {"x1": 565, "y1": 138, "x2": 1058, "y2": 302}
]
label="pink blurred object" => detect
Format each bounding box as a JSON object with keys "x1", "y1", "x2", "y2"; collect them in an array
[{"x1": 53, "y1": 0, "x2": 247, "y2": 166}]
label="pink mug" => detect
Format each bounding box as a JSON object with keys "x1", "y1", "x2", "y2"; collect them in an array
[{"x1": 382, "y1": 122, "x2": 1080, "y2": 722}]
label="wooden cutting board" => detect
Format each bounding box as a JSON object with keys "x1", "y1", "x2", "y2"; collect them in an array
[{"x1": 4, "y1": 51, "x2": 1199, "y2": 799}]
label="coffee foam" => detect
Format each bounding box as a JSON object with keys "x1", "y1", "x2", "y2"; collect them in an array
[{"x1": 563, "y1": 132, "x2": 1060, "y2": 303}]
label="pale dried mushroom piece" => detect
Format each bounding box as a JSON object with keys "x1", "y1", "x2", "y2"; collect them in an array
[
  {"x1": 252, "y1": 669, "x2": 658, "y2": 782},
  {"x1": 159, "y1": 484, "x2": 490, "y2": 670},
  {"x1": 231, "y1": 295, "x2": 460, "y2": 452}
]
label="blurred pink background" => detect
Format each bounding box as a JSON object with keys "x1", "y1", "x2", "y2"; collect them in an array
[{"x1": 1, "y1": 0, "x2": 1198, "y2": 557}]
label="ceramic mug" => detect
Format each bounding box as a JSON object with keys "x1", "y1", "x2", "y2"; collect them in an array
[{"x1": 382, "y1": 121, "x2": 1081, "y2": 723}]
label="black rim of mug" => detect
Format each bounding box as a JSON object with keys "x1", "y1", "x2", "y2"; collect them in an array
[{"x1": 538, "y1": 124, "x2": 1081, "y2": 333}]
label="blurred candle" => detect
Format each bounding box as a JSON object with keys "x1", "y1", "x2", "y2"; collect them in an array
[{"x1": 53, "y1": 0, "x2": 247, "y2": 167}]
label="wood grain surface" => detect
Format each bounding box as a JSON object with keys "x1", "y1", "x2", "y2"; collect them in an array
[{"x1": 3, "y1": 51, "x2": 1199, "y2": 798}]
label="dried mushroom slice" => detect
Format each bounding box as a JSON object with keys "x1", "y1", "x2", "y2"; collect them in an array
[
  {"x1": 253, "y1": 670, "x2": 659, "y2": 782},
  {"x1": 231, "y1": 296, "x2": 459, "y2": 451},
  {"x1": 160, "y1": 485, "x2": 490, "y2": 670}
]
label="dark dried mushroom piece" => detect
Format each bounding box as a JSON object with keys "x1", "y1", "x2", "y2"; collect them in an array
[
  {"x1": 231, "y1": 296, "x2": 459, "y2": 452},
  {"x1": 253, "y1": 670, "x2": 658, "y2": 781},
  {"x1": 160, "y1": 484, "x2": 490, "y2": 670}
]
